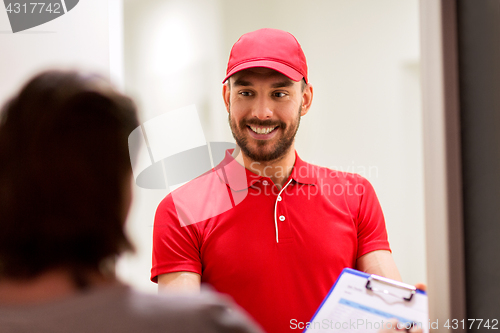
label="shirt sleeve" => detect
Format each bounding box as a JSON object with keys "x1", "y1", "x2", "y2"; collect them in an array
[
  {"x1": 354, "y1": 175, "x2": 391, "y2": 258},
  {"x1": 151, "y1": 194, "x2": 202, "y2": 283}
]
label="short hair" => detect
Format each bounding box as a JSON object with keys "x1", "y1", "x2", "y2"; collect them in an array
[{"x1": 0, "y1": 70, "x2": 138, "y2": 283}]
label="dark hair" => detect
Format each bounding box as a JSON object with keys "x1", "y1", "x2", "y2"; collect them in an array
[{"x1": 0, "y1": 70, "x2": 138, "y2": 283}]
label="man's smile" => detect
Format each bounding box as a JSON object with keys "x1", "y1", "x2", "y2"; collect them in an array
[{"x1": 246, "y1": 125, "x2": 280, "y2": 139}]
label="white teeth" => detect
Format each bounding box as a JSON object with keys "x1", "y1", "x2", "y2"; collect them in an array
[{"x1": 250, "y1": 126, "x2": 276, "y2": 134}]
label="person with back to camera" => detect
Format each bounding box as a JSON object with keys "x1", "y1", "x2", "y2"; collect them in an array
[
  {"x1": 0, "y1": 70, "x2": 265, "y2": 333},
  {"x1": 151, "y1": 28, "x2": 425, "y2": 333}
]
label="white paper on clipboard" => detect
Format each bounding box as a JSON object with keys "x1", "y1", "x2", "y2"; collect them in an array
[{"x1": 304, "y1": 268, "x2": 429, "y2": 333}]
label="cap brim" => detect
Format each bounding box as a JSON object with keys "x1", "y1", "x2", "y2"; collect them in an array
[{"x1": 223, "y1": 60, "x2": 304, "y2": 83}]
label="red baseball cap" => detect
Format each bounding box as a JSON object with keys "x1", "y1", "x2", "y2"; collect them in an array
[{"x1": 223, "y1": 28, "x2": 308, "y2": 83}]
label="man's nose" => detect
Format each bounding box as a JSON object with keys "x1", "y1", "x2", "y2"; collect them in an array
[{"x1": 251, "y1": 97, "x2": 273, "y2": 120}]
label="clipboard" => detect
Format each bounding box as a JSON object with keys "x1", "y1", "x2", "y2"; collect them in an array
[{"x1": 304, "y1": 268, "x2": 429, "y2": 332}]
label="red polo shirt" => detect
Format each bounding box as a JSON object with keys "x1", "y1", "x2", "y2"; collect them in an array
[{"x1": 152, "y1": 150, "x2": 390, "y2": 333}]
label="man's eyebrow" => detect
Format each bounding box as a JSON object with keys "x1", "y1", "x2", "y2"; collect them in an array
[
  {"x1": 232, "y1": 78, "x2": 295, "y2": 88},
  {"x1": 232, "y1": 79, "x2": 252, "y2": 87},
  {"x1": 270, "y1": 80, "x2": 294, "y2": 88}
]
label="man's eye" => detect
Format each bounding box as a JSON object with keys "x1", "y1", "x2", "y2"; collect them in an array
[
  {"x1": 239, "y1": 91, "x2": 252, "y2": 96},
  {"x1": 274, "y1": 92, "x2": 287, "y2": 98}
]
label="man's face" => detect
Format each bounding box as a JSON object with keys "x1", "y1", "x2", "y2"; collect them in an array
[{"x1": 224, "y1": 68, "x2": 311, "y2": 163}]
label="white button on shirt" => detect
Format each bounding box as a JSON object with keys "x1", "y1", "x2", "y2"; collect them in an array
[
  {"x1": 279, "y1": 215, "x2": 285, "y2": 221},
  {"x1": 262, "y1": 180, "x2": 269, "y2": 186},
  {"x1": 277, "y1": 196, "x2": 282, "y2": 201}
]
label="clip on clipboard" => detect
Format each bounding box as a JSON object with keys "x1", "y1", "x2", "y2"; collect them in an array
[
  {"x1": 365, "y1": 274, "x2": 417, "y2": 301},
  {"x1": 304, "y1": 268, "x2": 429, "y2": 333}
]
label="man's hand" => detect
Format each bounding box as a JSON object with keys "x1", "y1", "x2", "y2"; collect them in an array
[
  {"x1": 414, "y1": 283, "x2": 427, "y2": 291},
  {"x1": 377, "y1": 319, "x2": 423, "y2": 333},
  {"x1": 157, "y1": 272, "x2": 201, "y2": 293}
]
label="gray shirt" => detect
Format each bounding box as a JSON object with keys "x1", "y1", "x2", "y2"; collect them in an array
[{"x1": 0, "y1": 284, "x2": 264, "y2": 333}]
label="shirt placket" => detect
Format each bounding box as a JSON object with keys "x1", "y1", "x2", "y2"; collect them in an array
[{"x1": 274, "y1": 179, "x2": 293, "y2": 243}]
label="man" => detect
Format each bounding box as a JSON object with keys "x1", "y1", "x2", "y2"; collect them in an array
[
  {"x1": 152, "y1": 28, "x2": 401, "y2": 333},
  {"x1": 0, "y1": 70, "x2": 263, "y2": 333}
]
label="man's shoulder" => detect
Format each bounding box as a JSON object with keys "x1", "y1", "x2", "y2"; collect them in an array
[
  {"x1": 155, "y1": 164, "x2": 243, "y2": 226},
  {"x1": 157, "y1": 168, "x2": 223, "y2": 209},
  {"x1": 299, "y1": 159, "x2": 369, "y2": 184}
]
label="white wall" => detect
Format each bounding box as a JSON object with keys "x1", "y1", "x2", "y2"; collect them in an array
[
  {"x1": 121, "y1": 0, "x2": 425, "y2": 293},
  {"x1": 0, "y1": 0, "x2": 123, "y2": 102},
  {"x1": 119, "y1": 0, "x2": 227, "y2": 293}
]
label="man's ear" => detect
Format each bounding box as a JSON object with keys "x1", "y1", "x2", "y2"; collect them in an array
[
  {"x1": 300, "y1": 83, "x2": 313, "y2": 116},
  {"x1": 222, "y1": 82, "x2": 230, "y2": 113}
]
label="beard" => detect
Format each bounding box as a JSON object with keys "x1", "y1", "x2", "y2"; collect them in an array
[{"x1": 228, "y1": 106, "x2": 301, "y2": 162}]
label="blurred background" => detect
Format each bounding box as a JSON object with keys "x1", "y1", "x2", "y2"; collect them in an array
[{"x1": 0, "y1": 0, "x2": 425, "y2": 294}]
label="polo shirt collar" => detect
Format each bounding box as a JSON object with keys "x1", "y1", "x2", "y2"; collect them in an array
[
  {"x1": 215, "y1": 149, "x2": 317, "y2": 191},
  {"x1": 290, "y1": 151, "x2": 317, "y2": 185}
]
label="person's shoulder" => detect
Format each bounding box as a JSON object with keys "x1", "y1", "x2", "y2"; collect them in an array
[
  {"x1": 127, "y1": 287, "x2": 264, "y2": 333},
  {"x1": 127, "y1": 285, "x2": 225, "y2": 313},
  {"x1": 0, "y1": 283, "x2": 262, "y2": 333}
]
